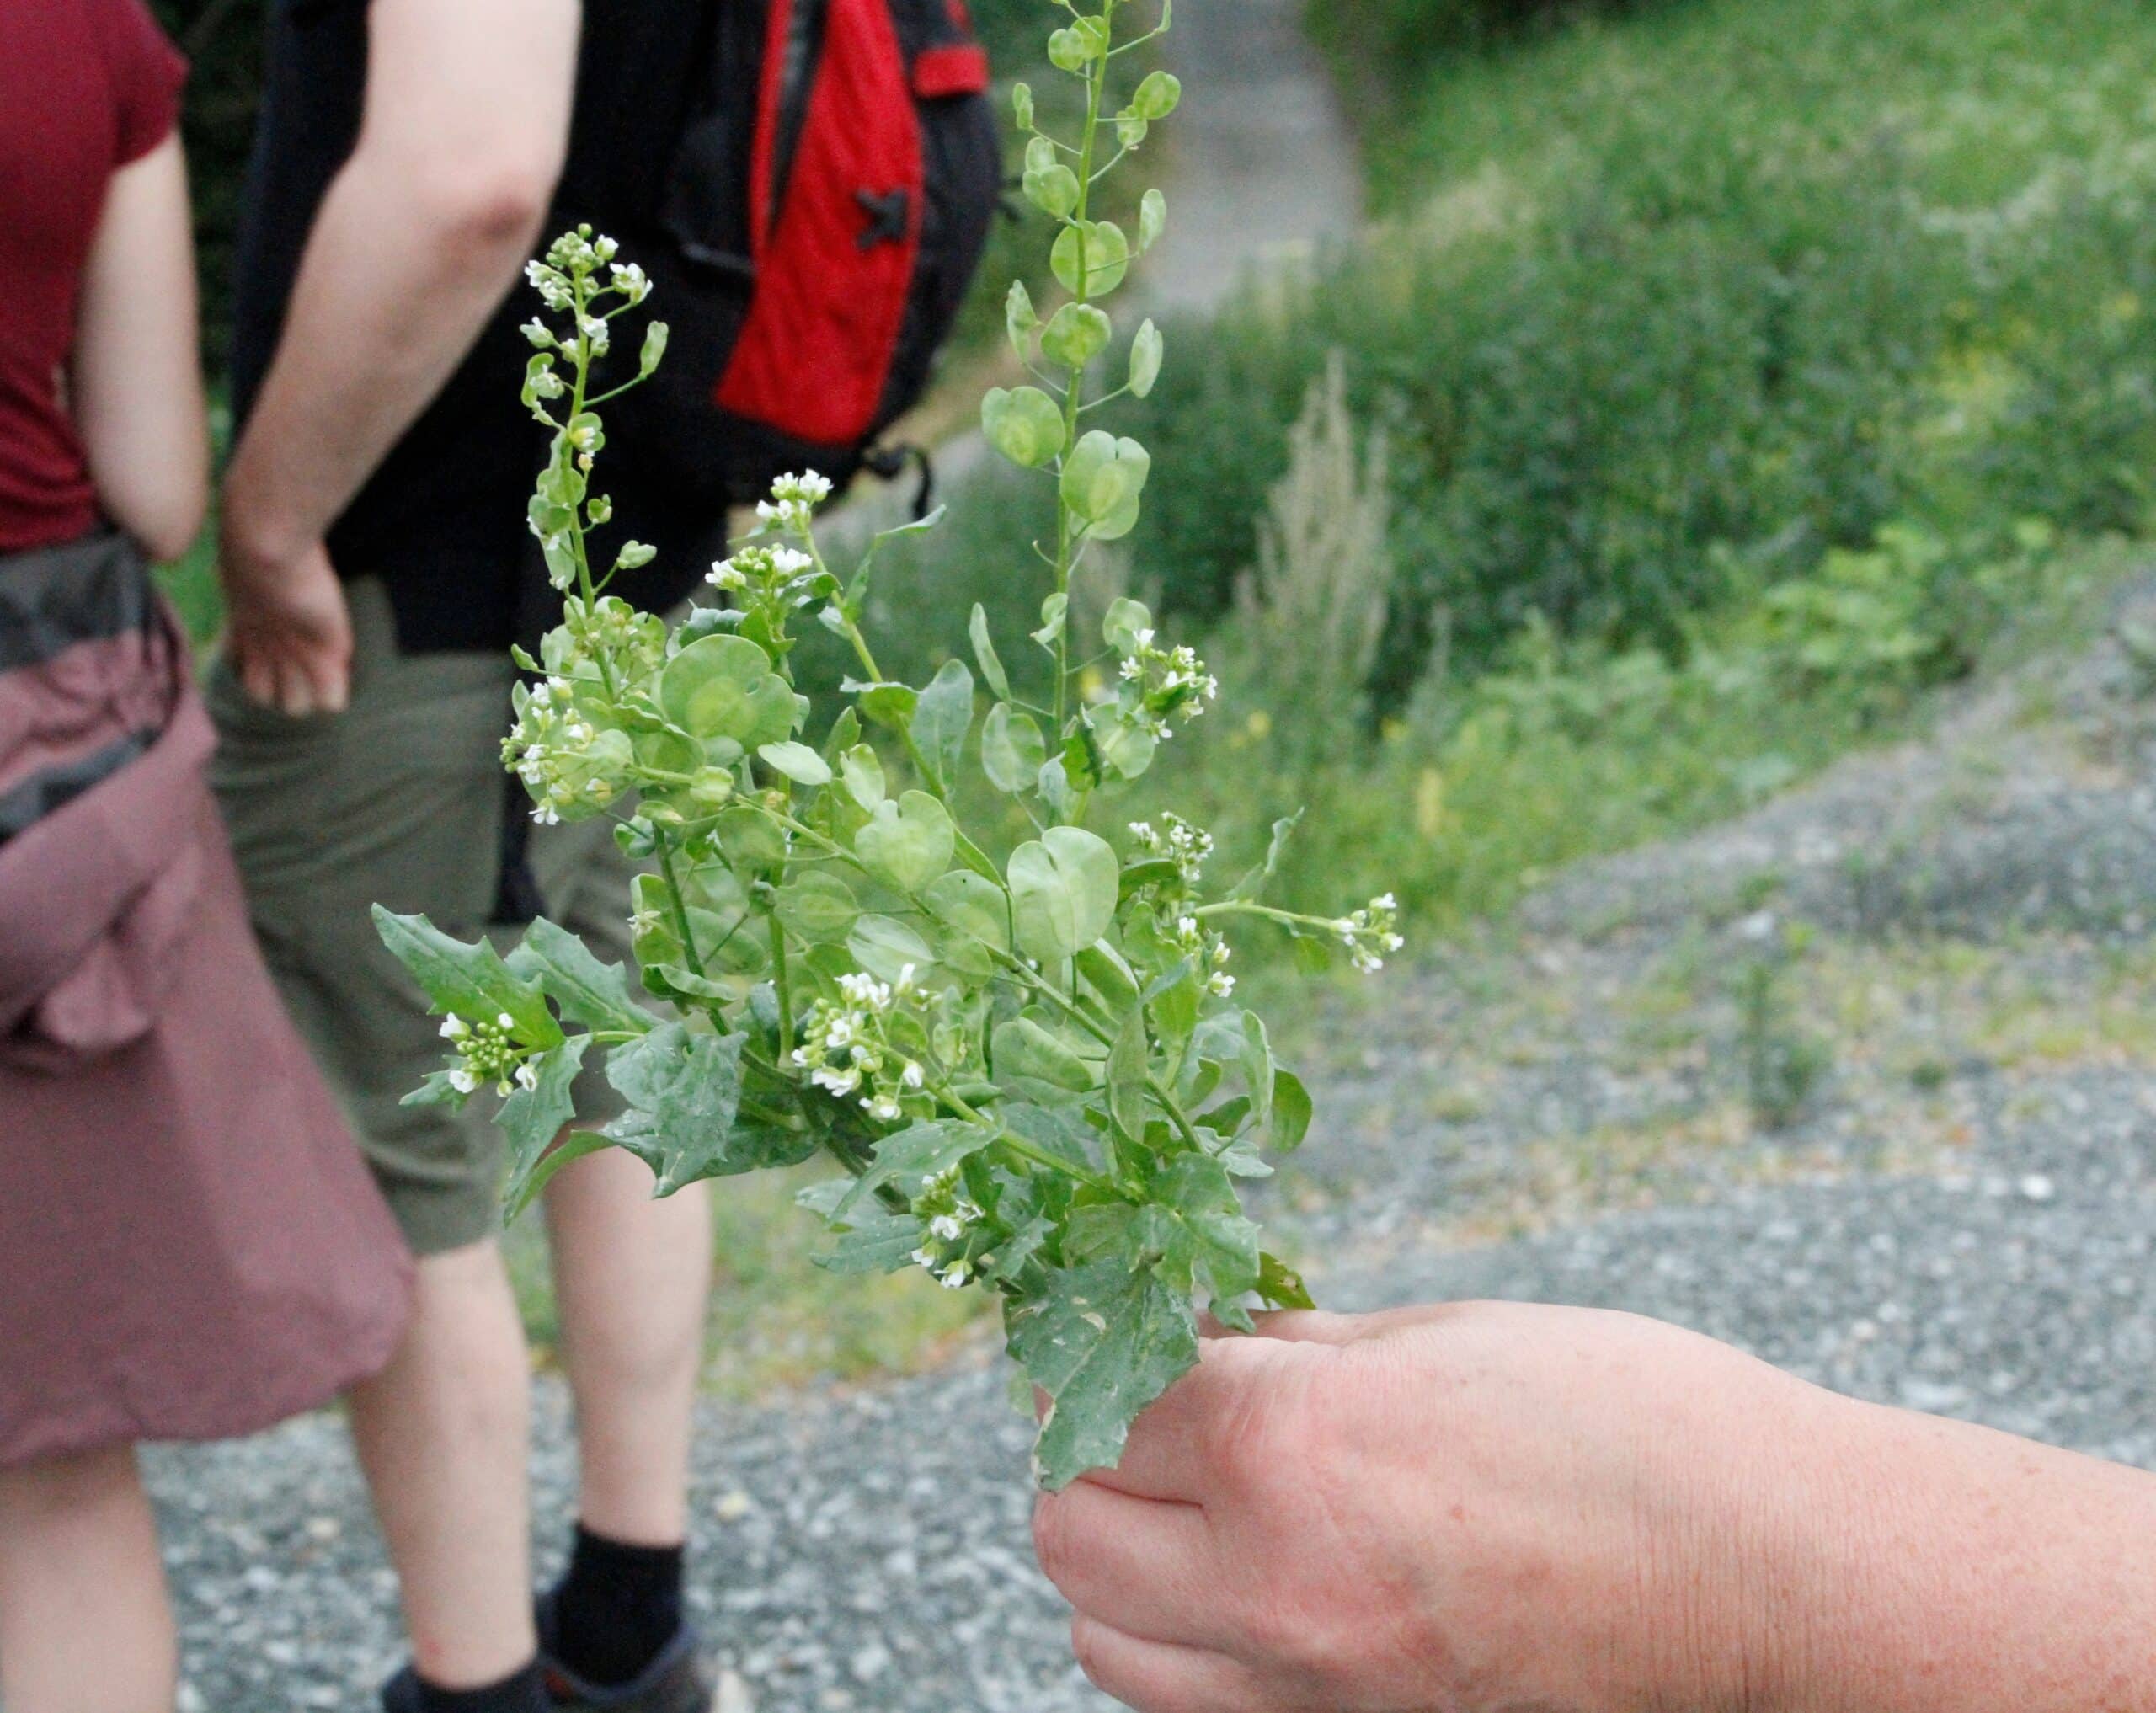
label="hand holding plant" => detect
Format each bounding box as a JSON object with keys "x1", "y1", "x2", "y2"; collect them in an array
[{"x1": 374, "y1": 0, "x2": 1402, "y2": 1488}]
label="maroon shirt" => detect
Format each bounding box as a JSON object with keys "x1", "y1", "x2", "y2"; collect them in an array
[{"x1": 0, "y1": 0, "x2": 185, "y2": 556}]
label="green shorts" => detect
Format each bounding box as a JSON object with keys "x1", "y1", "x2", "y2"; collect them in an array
[{"x1": 206, "y1": 578, "x2": 648, "y2": 1256}]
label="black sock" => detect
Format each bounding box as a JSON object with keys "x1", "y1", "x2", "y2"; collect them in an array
[
  {"x1": 410, "y1": 1661, "x2": 549, "y2": 1713},
  {"x1": 546, "y1": 1524, "x2": 686, "y2": 1688}
]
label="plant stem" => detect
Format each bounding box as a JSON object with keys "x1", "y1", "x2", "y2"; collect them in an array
[{"x1": 654, "y1": 832, "x2": 707, "y2": 979}]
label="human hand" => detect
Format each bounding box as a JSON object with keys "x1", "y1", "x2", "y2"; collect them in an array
[
  {"x1": 217, "y1": 528, "x2": 354, "y2": 716},
  {"x1": 1031, "y1": 1300, "x2": 1857, "y2": 1713}
]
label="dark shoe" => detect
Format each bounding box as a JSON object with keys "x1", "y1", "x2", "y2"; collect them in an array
[
  {"x1": 536, "y1": 1593, "x2": 719, "y2": 1713},
  {"x1": 381, "y1": 1662, "x2": 551, "y2": 1713}
]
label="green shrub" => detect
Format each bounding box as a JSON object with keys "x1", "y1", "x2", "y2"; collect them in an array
[
  {"x1": 1306, "y1": 0, "x2": 1662, "y2": 91},
  {"x1": 1098, "y1": 0, "x2": 2156, "y2": 705}
]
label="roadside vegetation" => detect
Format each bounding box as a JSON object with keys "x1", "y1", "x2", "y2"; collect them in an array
[{"x1": 157, "y1": 0, "x2": 2156, "y2": 1392}]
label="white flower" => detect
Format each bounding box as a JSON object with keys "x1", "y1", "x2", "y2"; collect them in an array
[
  {"x1": 448, "y1": 1068, "x2": 478, "y2": 1094},
  {"x1": 900, "y1": 1061, "x2": 925, "y2": 1090},
  {"x1": 440, "y1": 1015, "x2": 469, "y2": 1040},
  {"x1": 930, "y1": 1214, "x2": 964, "y2": 1241},
  {"x1": 707, "y1": 558, "x2": 747, "y2": 590},
  {"x1": 771, "y1": 545, "x2": 813, "y2": 576},
  {"x1": 514, "y1": 1062, "x2": 540, "y2": 1092}
]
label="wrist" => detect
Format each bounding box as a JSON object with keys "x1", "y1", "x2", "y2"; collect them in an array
[{"x1": 1631, "y1": 1370, "x2": 1887, "y2": 1713}]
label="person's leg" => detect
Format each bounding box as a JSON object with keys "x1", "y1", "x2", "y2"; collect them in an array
[
  {"x1": 0, "y1": 1445, "x2": 176, "y2": 1713},
  {"x1": 207, "y1": 581, "x2": 542, "y2": 1705},
  {"x1": 545, "y1": 1151, "x2": 711, "y2": 1548},
  {"x1": 525, "y1": 814, "x2": 713, "y2": 1686},
  {"x1": 540, "y1": 1150, "x2": 712, "y2": 1684},
  {"x1": 346, "y1": 1241, "x2": 537, "y2": 1691}
]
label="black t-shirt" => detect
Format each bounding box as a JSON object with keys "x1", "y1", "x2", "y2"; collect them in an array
[{"x1": 230, "y1": 0, "x2": 722, "y2": 653}]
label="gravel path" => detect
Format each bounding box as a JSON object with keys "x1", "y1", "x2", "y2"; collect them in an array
[{"x1": 149, "y1": 591, "x2": 2156, "y2": 1708}]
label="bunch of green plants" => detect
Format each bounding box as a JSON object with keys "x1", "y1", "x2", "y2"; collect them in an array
[{"x1": 372, "y1": 0, "x2": 1403, "y2": 1491}]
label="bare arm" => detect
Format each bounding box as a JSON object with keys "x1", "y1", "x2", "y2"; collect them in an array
[
  {"x1": 219, "y1": 0, "x2": 579, "y2": 713},
  {"x1": 72, "y1": 132, "x2": 208, "y2": 564},
  {"x1": 1031, "y1": 1304, "x2": 2156, "y2": 1713}
]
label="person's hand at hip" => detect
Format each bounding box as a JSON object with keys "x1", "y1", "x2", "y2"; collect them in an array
[{"x1": 216, "y1": 527, "x2": 354, "y2": 717}]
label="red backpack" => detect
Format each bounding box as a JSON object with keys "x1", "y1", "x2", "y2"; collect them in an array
[{"x1": 616, "y1": 0, "x2": 1003, "y2": 506}]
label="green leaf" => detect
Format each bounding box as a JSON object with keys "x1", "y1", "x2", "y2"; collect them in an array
[
  {"x1": 1271, "y1": 1068, "x2": 1313, "y2": 1151},
  {"x1": 981, "y1": 385, "x2": 1068, "y2": 469},
  {"x1": 844, "y1": 677, "x2": 919, "y2": 730},
  {"x1": 1005, "y1": 1102, "x2": 1107, "y2": 1175},
  {"x1": 839, "y1": 744, "x2": 885, "y2": 812},
  {"x1": 1138, "y1": 188, "x2": 1167, "y2": 256},
  {"x1": 1049, "y1": 221, "x2": 1132, "y2": 299},
  {"x1": 1033, "y1": 592, "x2": 1069, "y2": 650},
  {"x1": 1042, "y1": 303, "x2": 1113, "y2": 370},
  {"x1": 1008, "y1": 826, "x2": 1120, "y2": 963},
  {"x1": 1023, "y1": 159, "x2": 1082, "y2": 220},
  {"x1": 499, "y1": 1036, "x2": 593, "y2": 1217},
  {"x1": 1006, "y1": 1259, "x2": 1200, "y2": 1488},
  {"x1": 837, "y1": 1119, "x2": 996, "y2": 1217},
  {"x1": 1238, "y1": 1012, "x2": 1277, "y2": 1131},
  {"x1": 1258, "y1": 1251, "x2": 1315, "y2": 1310},
  {"x1": 814, "y1": 1205, "x2": 930, "y2": 1275},
  {"x1": 1012, "y1": 81, "x2": 1035, "y2": 130},
  {"x1": 1006, "y1": 281, "x2": 1038, "y2": 366},
  {"x1": 993, "y1": 1016, "x2": 1097, "y2": 1096},
  {"x1": 660, "y1": 635, "x2": 799, "y2": 746},
  {"x1": 969, "y1": 604, "x2": 1011, "y2": 702},
  {"x1": 506, "y1": 916, "x2": 648, "y2": 1037},
  {"x1": 372, "y1": 907, "x2": 559, "y2": 1046},
  {"x1": 1046, "y1": 24, "x2": 1089, "y2": 71},
  {"x1": 1129, "y1": 318, "x2": 1164, "y2": 399},
  {"x1": 1059, "y1": 431, "x2": 1151, "y2": 541},
  {"x1": 980, "y1": 702, "x2": 1048, "y2": 794},
  {"x1": 1104, "y1": 602, "x2": 1151, "y2": 659},
  {"x1": 601, "y1": 1023, "x2": 749, "y2": 1195},
  {"x1": 758, "y1": 740, "x2": 831, "y2": 786},
  {"x1": 847, "y1": 914, "x2": 938, "y2": 986},
  {"x1": 1090, "y1": 707, "x2": 1158, "y2": 781},
  {"x1": 504, "y1": 1128, "x2": 611, "y2": 1224},
  {"x1": 980, "y1": 1214, "x2": 1056, "y2": 1286},
  {"x1": 923, "y1": 870, "x2": 1012, "y2": 978},
  {"x1": 910, "y1": 659, "x2": 974, "y2": 792},
  {"x1": 638, "y1": 318, "x2": 670, "y2": 376},
  {"x1": 773, "y1": 871, "x2": 859, "y2": 945},
  {"x1": 1106, "y1": 1007, "x2": 1150, "y2": 1143},
  {"x1": 855, "y1": 789, "x2": 954, "y2": 894},
  {"x1": 1074, "y1": 942, "x2": 1140, "y2": 1015},
  {"x1": 1230, "y1": 810, "x2": 1303, "y2": 902},
  {"x1": 1130, "y1": 70, "x2": 1182, "y2": 120},
  {"x1": 1148, "y1": 970, "x2": 1201, "y2": 1052}
]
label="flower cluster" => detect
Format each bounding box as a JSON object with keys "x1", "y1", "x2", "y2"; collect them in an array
[
  {"x1": 535, "y1": 594, "x2": 667, "y2": 681},
  {"x1": 1129, "y1": 814, "x2": 1213, "y2": 885},
  {"x1": 1118, "y1": 629, "x2": 1219, "y2": 740},
  {"x1": 755, "y1": 471, "x2": 834, "y2": 532},
  {"x1": 440, "y1": 1012, "x2": 536, "y2": 1097},
  {"x1": 909, "y1": 1165, "x2": 988, "y2": 1289},
  {"x1": 706, "y1": 542, "x2": 825, "y2": 620},
  {"x1": 504, "y1": 677, "x2": 635, "y2": 826},
  {"x1": 1334, "y1": 892, "x2": 1405, "y2": 974},
  {"x1": 791, "y1": 966, "x2": 934, "y2": 1124}
]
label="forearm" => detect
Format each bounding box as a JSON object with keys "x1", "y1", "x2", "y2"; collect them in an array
[
  {"x1": 1764, "y1": 1395, "x2": 2156, "y2": 1710},
  {"x1": 221, "y1": 153, "x2": 546, "y2": 558}
]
